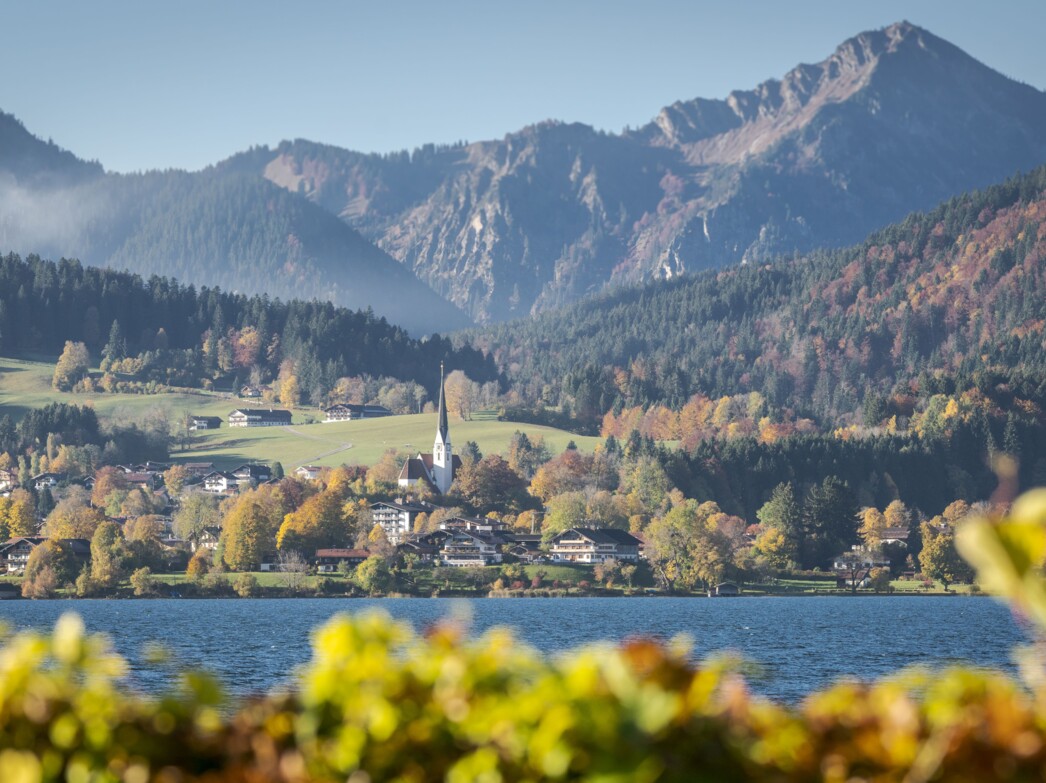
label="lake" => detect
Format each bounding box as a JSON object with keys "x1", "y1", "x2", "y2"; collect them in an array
[{"x1": 0, "y1": 596, "x2": 1027, "y2": 702}]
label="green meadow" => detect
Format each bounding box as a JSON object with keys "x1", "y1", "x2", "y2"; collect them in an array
[{"x1": 0, "y1": 356, "x2": 602, "y2": 469}]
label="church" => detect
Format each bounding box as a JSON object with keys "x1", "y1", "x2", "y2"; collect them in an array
[{"x1": 398, "y1": 364, "x2": 461, "y2": 495}]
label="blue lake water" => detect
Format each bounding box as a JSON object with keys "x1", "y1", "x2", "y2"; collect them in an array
[{"x1": 0, "y1": 596, "x2": 1028, "y2": 702}]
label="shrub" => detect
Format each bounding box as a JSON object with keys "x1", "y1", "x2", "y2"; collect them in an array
[
  {"x1": 233, "y1": 572, "x2": 259, "y2": 598},
  {"x1": 129, "y1": 567, "x2": 155, "y2": 596}
]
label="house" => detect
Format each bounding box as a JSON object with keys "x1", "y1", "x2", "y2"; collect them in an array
[
  {"x1": 323, "y1": 403, "x2": 393, "y2": 422},
  {"x1": 0, "y1": 467, "x2": 17, "y2": 491},
  {"x1": 240, "y1": 385, "x2": 262, "y2": 398},
  {"x1": 836, "y1": 569, "x2": 872, "y2": 589},
  {"x1": 189, "y1": 527, "x2": 222, "y2": 553},
  {"x1": 505, "y1": 534, "x2": 545, "y2": 564},
  {"x1": 371, "y1": 498, "x2": 441, "y2": 545},
  {"x1": 189, "y1": 415, "x2": 222, "y2": 431},
  {"x1": 31, "y1": 472, "x2": 65, "y2": 491},
  {"x1": 202, "y1": 471, "x2": 238, "y2": 494},
  {"x1": 124, "y1": 472, "x2": 161, "y2": 491},
  {"x1": 398, "y1": 364, "x2": 458, "y2": 495},
  {"x1": 439, "y1": 529, "x2": 503, "y2": 567},
  {"x1": 832, "y1": 548, "x2": 891, "y2": 571},
  {"x1": 182, "y1": 462, "x2": 216, "y2": 478},
  {"x1": 227, "y1": 408, "x2": 292, "y2": 428},
  {"x1": 314, "y1": 548, "x2": 370, "y2": 572},
  {"x1": 232, "y1": 463, "x2": 272, "y2": 484},
  {"x1": 295, "y1": 465, "x2": 324, "y2": 481},
  {"x1": 880, "y1": 527, "x2": 910, "y2": 546},
  {"x1": 397, "y1": 530, "x2": 451, "y2": 562},
  {"x1": 709, "y1": 582, "x2": 740, "y2": 597},
  {"x1": 549, "y1": 528, "x2": 642, "y2": 564},
  {"x1": 0, "y1": 537, "x2": 91, "y2": 574}
]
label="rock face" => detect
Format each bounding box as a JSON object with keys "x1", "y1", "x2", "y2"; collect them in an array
[{"x1": 243, "y1": 22, "x2": 1046, "y2": 323}]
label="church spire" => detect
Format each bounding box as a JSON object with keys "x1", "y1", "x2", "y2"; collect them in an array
[
  {"x1": 437, "y1": 361, "x2": 449, "y2": 441},
  {"x1": 432, "y1": 361, "x2": 453, "y2": 494}
]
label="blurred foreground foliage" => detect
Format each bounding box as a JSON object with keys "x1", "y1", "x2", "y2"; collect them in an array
[{"x1": 3, "y1": 490, "x2": 1046, "y2": 782}]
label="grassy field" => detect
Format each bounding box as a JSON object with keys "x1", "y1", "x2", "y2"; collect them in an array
[{"x1": 0, "y1": 355, "x2": 603, "y2": 469}]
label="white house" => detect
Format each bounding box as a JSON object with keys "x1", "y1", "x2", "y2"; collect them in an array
[
  {"x1": 549, "y1": 528, "x2": 642, "y2": 564},
  {"x1": 371, "y1": 499, "x2": 440, "y2": 545},
  {"x1": 439, "y1": 530, "x2": 503, "y2": 567},
  {"x1": 323, "y1": 403, "x2": 393, "y2": 422},
  {"x1": 295, "y1": 465, "x2": 324, "y2": 481},
  {"x1": 228, "y1": 408, "x2": 292, "y2": 428}
]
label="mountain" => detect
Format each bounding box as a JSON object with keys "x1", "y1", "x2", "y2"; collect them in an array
[
  {"x1": 236, "y1": 22, "x2": 1046, "y2": 323},
  {"x1": 467, "y1": 165, "x2": 1046, "y2": 429},
  {"x1": 0, "y1": 114, "x2": 471, "y2": 336}
]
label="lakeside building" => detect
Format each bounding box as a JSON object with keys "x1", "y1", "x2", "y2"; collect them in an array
[
  {"x1": 371, "y1": 498, "x2": 441, "y2": 545},
  {"x1": 398, "y1": 364, "x2": 459, "y2": 495},
  {"x1": 315, "y1": 548, "x2": 370, "y2": 572},
  {"x1": 228, "y1": 409, "x2": 292, "y2": 428},
  {"x1": 323, "y1": 403, "x2": 393, "y2": 422},
  {"x1": 0, "y1": 537, "x2": 91, "y2": 574},
  {"x1": 548, "y1": 528, "x2": 642, "y2": 564}
]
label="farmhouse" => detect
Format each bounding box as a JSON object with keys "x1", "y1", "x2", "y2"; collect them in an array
[
  {"x1": 323, "y1": 403, "x2": 393, "y2": 422},
  {"x1": 314, "y1": 548, "x2": 370, "y2": 572},
  {"x1": 548, "y1": 528, "x2": 642, "y2": 564},
  {"x1": 232, "y1": 464, "x2": 272, "y2": 484},
  {"x1": 228, "y1": 408, "x2": 292, "y2": 428},
  {"x1": 201, "y1": 471, "x2": 237, "y2": 494},
  {"x1": 295, "y1": 465, "x2": 324, "y2": 481},
  {"x1": 189, "y1": 415, "x2": 222, "y2": 431}
]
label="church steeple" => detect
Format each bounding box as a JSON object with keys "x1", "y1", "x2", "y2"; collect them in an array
[
  {"x1": 436, "y1": 361, "x2": 449, "y2": 442},
  {"x1": 432, "y1": 362, "x2": 453, "y2": 494}
]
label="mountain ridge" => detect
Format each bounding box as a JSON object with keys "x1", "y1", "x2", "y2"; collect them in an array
[{"x1": 237, "y1": 21, "x2": 1046, "y2": 322}]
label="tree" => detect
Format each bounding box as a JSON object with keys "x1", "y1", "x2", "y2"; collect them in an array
[
  {"x1": 22, "y1": 539, "x2": 76, "y2": 598},
  {"x1": 91, "y1": 466, "x2": 129, "y2": 508},
  {"x1": 162, "y1": 464, "x2": 190, "y2": 496},
  {"x1": 0, "y1": 489, "x2": 36, "y2": 537},
  {"x1": 858, "y1": 507, "x2": 888, "y2": 548},
  {"x1": 754, "y1": 525, "x2": 796, "y2": 570},
  {"x1": 233, "y1": 572, "x2": 259, "y2": 597},
  {"x1": 277, "y1": 549, "x2": 311, "y2": 593},
  {"x1": 444, "y1": 370, "x2": 476, "y2": 420},
  {"x1": 355, "y1": 554, "x2": 392, "y2": 595},
  {"x1": 644, "y1": 500, "x2": 732, "y2": 592},
  {"x1": 52, "y1": 341, "x2": 90, "y2": 391},
  {"x1": 277, "y1": 489, "x2": 350, "y2": 555},
  {"x1": 801, "y1": 477, "x2": 858, "y2": 570},
  {"x1": 756, "y1": 483, "x2": 802, "y2": 562},
  {"x1": 44, "y1": 489, "x2": 105, "y2": 539},
  {"x1": 919, "y1": 520, "x2": 973, "y2": 591},
  {"x1": 280, "y1": 374, "x2": 301, "y2": 408},
  {"x1": 453, "y1": 454, "x2": 532, "y2": 514},
  {"x1": 102, "y1": 319, "x2": 127, "y2": 365},
  {"x1": 221, "y1": 495, "x2": 276, "y2": 571},
  {"x1": 90, "y1": 520, "x2": 125, "y2": 587},
  {"x1": 130, "y1": 567, "x2": 155, "y2": 596},
  {"x1": 541, "y1": 492, "x2": 588, "y2": 542},
  {"x1": 172, "y1": 493, "x2": 221, "y2": 540}
]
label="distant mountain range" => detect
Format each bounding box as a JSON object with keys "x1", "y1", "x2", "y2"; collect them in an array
[
  {"x1": 230, "y1": 21, "x2": 1046, "y2": 322},
  {"x1": 2, "y1": 21, "x2": 1045, "y2": 329}
]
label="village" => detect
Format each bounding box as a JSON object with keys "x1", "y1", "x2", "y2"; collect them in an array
[{"x1": 0, "y1": 366, "x2": 967, "y2": 599}]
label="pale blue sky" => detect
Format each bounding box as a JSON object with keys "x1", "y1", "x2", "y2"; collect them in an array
[{"x1": 3, "y1": 0, "x2": 1043, "y2": 173}]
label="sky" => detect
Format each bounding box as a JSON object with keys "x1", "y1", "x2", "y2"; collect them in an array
[{"x1": 3, "y1": 0, "x2": 1044, "y2": 173}]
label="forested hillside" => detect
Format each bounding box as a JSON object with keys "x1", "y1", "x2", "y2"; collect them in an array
[
  {"x1": 0, "y1": 254, "x2": 498, "y2": 401},
  {"x1": 473, "y1": 166, "x2": 1046, "y2": 423},
  {"x1": 0, "y1": 115, "x2": 470, "y2": 335}
]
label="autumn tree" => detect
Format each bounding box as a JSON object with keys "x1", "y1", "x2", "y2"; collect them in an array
[
  {"x1": 443, "y1": 370, "x2": 477, "y2": 420},
  {"x1": 221, "y1": 494, "x2": 278, "y2": 571},
  {"x1": 22, "y1": 539, "x2": 77, "y2": 598},
  {"x1": 858, "y1": 507, "x2": 888, "y2": 548},
  {"x1": 453, "y1": 454, "x2": 533, "y2": 514},
  {"x1": 277, "y1": 489, "x2": 351, "y2": 555},
  {"x1": 90, "y1": 520, "x2": 125, "y2": 587},
  {"x1": 91, "y1": 466, "x2": 129, "y2": 508},
  {"x1": 44, "y1": 489, "x2": 105, "y2": 539},
  {"x1": 162, "y1": 464, "x2": 190, "y2": 496},
  {"x1": 52, "y1": 341, "x2": 90, "y2": 391},
  {"x1": 919, "y1": 520, "x2": 973, "y2": 591},
  {"x1": 172, "y1": 493, "x2": 221, "y2": 540},
  {"x1": 355, "y1": 554, "x2": 392, "y2": 595},
  {"x1": 0, "y1": 489, "x2": 36, "y2": 537}
]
